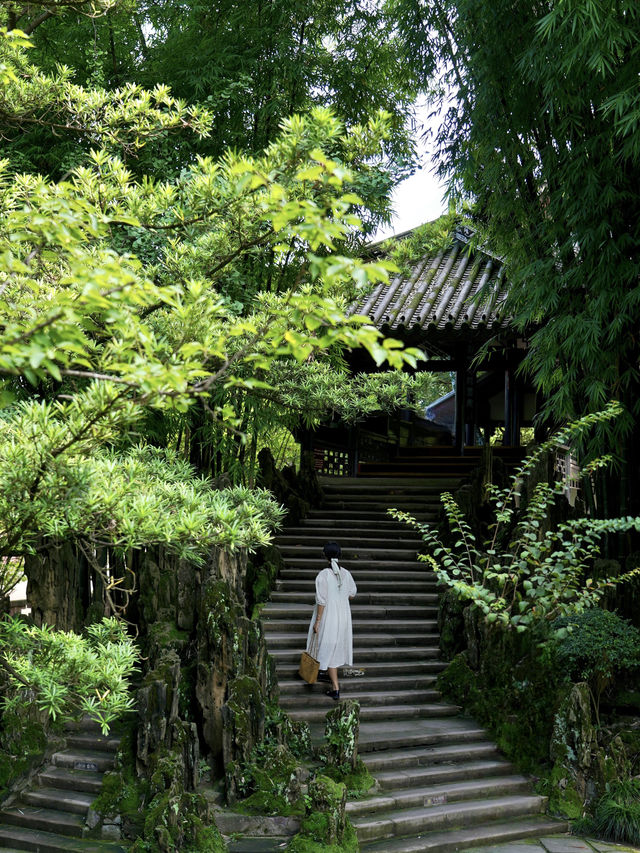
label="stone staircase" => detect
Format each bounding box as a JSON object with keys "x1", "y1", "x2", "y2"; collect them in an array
[
  {"x1": 263, "y1": 475, "x2": 567, "y2": 852},
  {"x1": 0, "y1": 719, "x2": 126, "y2": 852}
]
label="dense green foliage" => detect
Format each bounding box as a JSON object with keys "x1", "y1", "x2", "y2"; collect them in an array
[
  {"x1": 393, "y1": 404, "x2": 640, "y2": 634},
  {"x1": 554, "y1": 608, "x2": 640, "y2": 718},
  {"x1": 393, "y1": 0, "x2": 640, "y2": 413},
  {"x1": 390, "y1": 0, "x2": 640, "y2": 507},
  {"x1": 0, "y1": 616, "x2": 138, "y2": 732},
  {"x1": 576, "y1": 779, "x2": 640, "y2": 847},
  {"x1": 5, "y1": 0, "x2": 418, "y2": 222}
]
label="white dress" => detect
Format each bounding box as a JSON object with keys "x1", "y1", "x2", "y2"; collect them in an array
[{"x1": 306, "y1": 565, "x2": 357, "y2": 670}]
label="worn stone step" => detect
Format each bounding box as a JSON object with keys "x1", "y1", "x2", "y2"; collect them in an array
[
  {"x1": 279, "y1": 688, "x2": 442, "y2": 709},
  {"x1": 318, "y1": 482, "x2": 460, "y2": 494},
  {"x1": 0, "y1": 823, "x2": 126, "y2": 852},
  {"x1": 320, "y1": 490, "x2": 442, "y2": 501},
  {"x1": 287, "y1": 702, "x2": 459, "y2": 725},
  {"x1": 226, "y1": 839, "x2": 290, "y2": 853},
  {"x1": 352, "y1": 794, "x2": 547, "y2": 843},
  {"x1": 21, "y1": 787, "x2": 95, "y2": 815},
  {"x1": 350, "y1": 718, "x2": 488, "y2": 753},
  {"x1": 37, "y1": 765, "x2": 105, "y2": 795},
  {"x1": 264, "y1": 618, "x2": 438, "y2": 634},
  {"x1": 277, "y1": 546, "x2": 422, "y2": 561},
  {"x1": 284, "y1": 526, "x2": 422, "y2": 539},
  {"x1": 265, "y1": 632, "x2": 439, "y2": 649},
  {"x1": 51, "y1": 748, "x2": 116, "y2": 773},
  {"x1": 64, "y1": 733, "x2": 120, "y2": 753},
  {"x1": 359, "y1": 816, "x2": 568, "y2": 852},
  {"x1": 269, "y1": 590, "x2": 438, "y2": 605},
  {"x1": 280, "y1": 556, "x2": 434, "y2": 571},
  {"x1": 0, "y1": 805, "x2": 86, "y2": 837},
  {"x1": 263, "y1": 602, "x2": 436, "y2": 620},
  {"x1": 305, "y1": 510, "x2": 435, "y2": 521},
  {"x1": 277, "y1": 567, "x2": 437, "y2": 583},
  {"x1": 371, "y1": 759, "x2": 518, "y2": 792},
  {"x1": 347, "y1": 776, "x2": 531, "y2": 817},
  {"x1": 317, "y1": 475, "x2": 463, "y2": 486},
  {"x1": 275, "y1": 535, "x2": 424, "y2": 548},
  {"x1": 270, "y1": 646, "x2": 445, "y2": 664},
  {"x1": 361, "y1": 742, "x2": 503, "y2": 772},
  {"x1": 301, "y1": 518, "x2": 420, "y2": 529},
  {"x1": 277, "y1": 577, "x2": 436, "y2": 592},
  {"x1": 278, "y1": 674, "x2": 438, "y2": 694}
]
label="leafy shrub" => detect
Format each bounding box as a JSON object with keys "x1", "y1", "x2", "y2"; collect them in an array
[
  {"x1": 554, "y1": 608, "x2": 640, "y2": 719},
  {"x1": 392, "y1": 402, "x2": 640, "y2": 636},
  {"x1": 589, "y1": 779, "x2": 640, "y2": 846},
  {"x1": 0, "y1": 616, "x2": 138, "y2": 733}
]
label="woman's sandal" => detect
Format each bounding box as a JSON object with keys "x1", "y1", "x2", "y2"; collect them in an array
[{"x1": 325, "y1": 689, "x2": 340, "y2": 700}]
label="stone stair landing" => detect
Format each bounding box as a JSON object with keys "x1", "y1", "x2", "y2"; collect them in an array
[{"x1": 263, "y1": 475, "x2": 567, "y2": 852}]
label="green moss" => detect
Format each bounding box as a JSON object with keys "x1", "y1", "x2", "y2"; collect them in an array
[
  {"x1": 233, "y1": 742, "x2": 304, "y2": 815},
  {"x1": 322, "y1": 758, "x2": 375, "y2": 798},
  {"x1": 541, "y1": 764, "x2": 584, "y2": 819},
  {"x1": 0, "y1": 711, "x2": 47, "y2": 798},
  {"x1": 286, "y1": 816, "x2": 359, "y2": 853}
]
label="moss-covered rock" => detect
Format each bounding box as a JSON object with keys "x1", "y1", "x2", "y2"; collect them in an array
[
  {"x1": 323, "y1": 699, "x2": 360, "y2": 772},
  {"x1": 285, "y1": 774, "x2": 360, "y2": 852}
]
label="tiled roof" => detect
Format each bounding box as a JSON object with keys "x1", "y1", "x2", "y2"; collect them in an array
[{"x1": 353, "y1": 230, "x2": 510, "y2": 335}]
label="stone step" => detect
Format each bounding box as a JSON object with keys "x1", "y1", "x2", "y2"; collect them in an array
[
  {"x1": 359, "y1": 816, "x2": 568, "y2": 852},
  {"x1": 318, "y1": 476, "x2": 464, "y2": 486},
  {"x1": 0, "y1": 823, "x2": 127, "y2": 852},
  {"x1": 264, "y1": 632, "x2": 440, "y2": 649},
  {"x1": 278, "y1": 674, "x2": 438, "y2": 693},
  {"x1": 287, "y1": 702, "x2": 459, "y2": 725},
  {"x1": 347, "y1": 775, "x2": 532, "y2": 817},
  {"x1": 305, "y1": 510, "x2": 435, "y2": 521},
  {"x1": 371, "y1": 759, "x2": 518, "y2": 792},
  {"x1": 315, "y1": 495, "x2": 441, "y2": 512},
  {"x1": 21, "y1": 787, "x2": 96, "y2": 815},
  {"x1": 226, "y1": 839, "x2": 290, "y2": 853},
  {"x1": 283, "y1": 526, "x2": 423, "y2": 539},
  {"x1": 37, "y1": 766, "x2": 105, "y2": 795},
  {"x1": 64, "y1": 733, "x2": 121, "y2": 753},
  {"x1": 351, "y1": 794, "x2": 547, "y2": 843},
  {"x1": 352, "y1": 718, "x2": 488, "y2": 753},
  {"x1": 270, "y1": 646, "x2": 446, "y2": 664},
  {"x1": 51, "y1": 748, "x2": 116, "y2": 773},
  {"x1": 301, "y1": 518, "x2": 418, "y2": 529},
  {"x1": 264, "y1": 618, "x2": 438, "y2": 634},
  {"x1": 277, "y1": 568, "x2": 437, "y2": 583},
  {"x1": 264, "y1": 603, "x2": 437, "y2": 620},
  {"x1": 319, "y1": 482, "x2": 461, "y2": 494},
  {"x1": 279, "y1": 688, "x2": 442, "y2": 709},
  {"x1": 321, "y1": 493, "x2": 441, "y2": 505},
  {"x1": 280, "y1": 556, "x2": 434, "y2": 570},
  {"x1": 269, "y1": 591, "x2": 438, "y2": 605},
  {"x1": 275, "y1": 535, "x2": 425, "y2": 548},
  {"x1": 0, "y1": 806, "x2": 86, "y2": 838},
  {"x1": 276, "y1": 577, "x2": 436, "y2": 591},
  {"x1": 361, "y1": 741, "x2": 503, "y2": 772},
  {"x1": 276, "y1": 545, "x2": 422, "y2": 561}
]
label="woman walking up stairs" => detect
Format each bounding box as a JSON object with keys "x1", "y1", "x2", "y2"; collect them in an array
[{"x1": 262, "y1": 476, "x2": 567, "y2": 852}]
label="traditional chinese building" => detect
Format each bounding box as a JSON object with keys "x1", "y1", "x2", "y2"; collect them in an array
[{"x1": 300, "y1": 226, "x2": 539, "y2": 477}]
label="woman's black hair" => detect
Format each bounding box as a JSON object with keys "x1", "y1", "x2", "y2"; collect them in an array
[{"x1": 323, "y1": 541, "x2": 341, "y2": 559}]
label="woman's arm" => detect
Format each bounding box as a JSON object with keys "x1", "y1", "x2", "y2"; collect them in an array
[{"x1": 314, "y1": 604, "x2": 325, "y2": 633}]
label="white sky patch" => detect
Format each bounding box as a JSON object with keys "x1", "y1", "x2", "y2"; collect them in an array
[{"x1": 375, "y1": 99, "x2": 449, "y2": 240}]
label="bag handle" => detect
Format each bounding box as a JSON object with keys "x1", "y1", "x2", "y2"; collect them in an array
[{"x1": 307, "y1": 630, "x2": 319, "y2": 657}]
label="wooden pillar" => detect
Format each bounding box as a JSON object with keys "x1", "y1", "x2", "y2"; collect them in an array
[
  {"x1": 465, "y1": 370, "x2": 477, "y2": 446},
  {"x1": 455, "y1": 364, "x2": 467, "y2": 454},
  {"x1": 504, "y1": 362, "x2": 521, "y2": 447}
]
